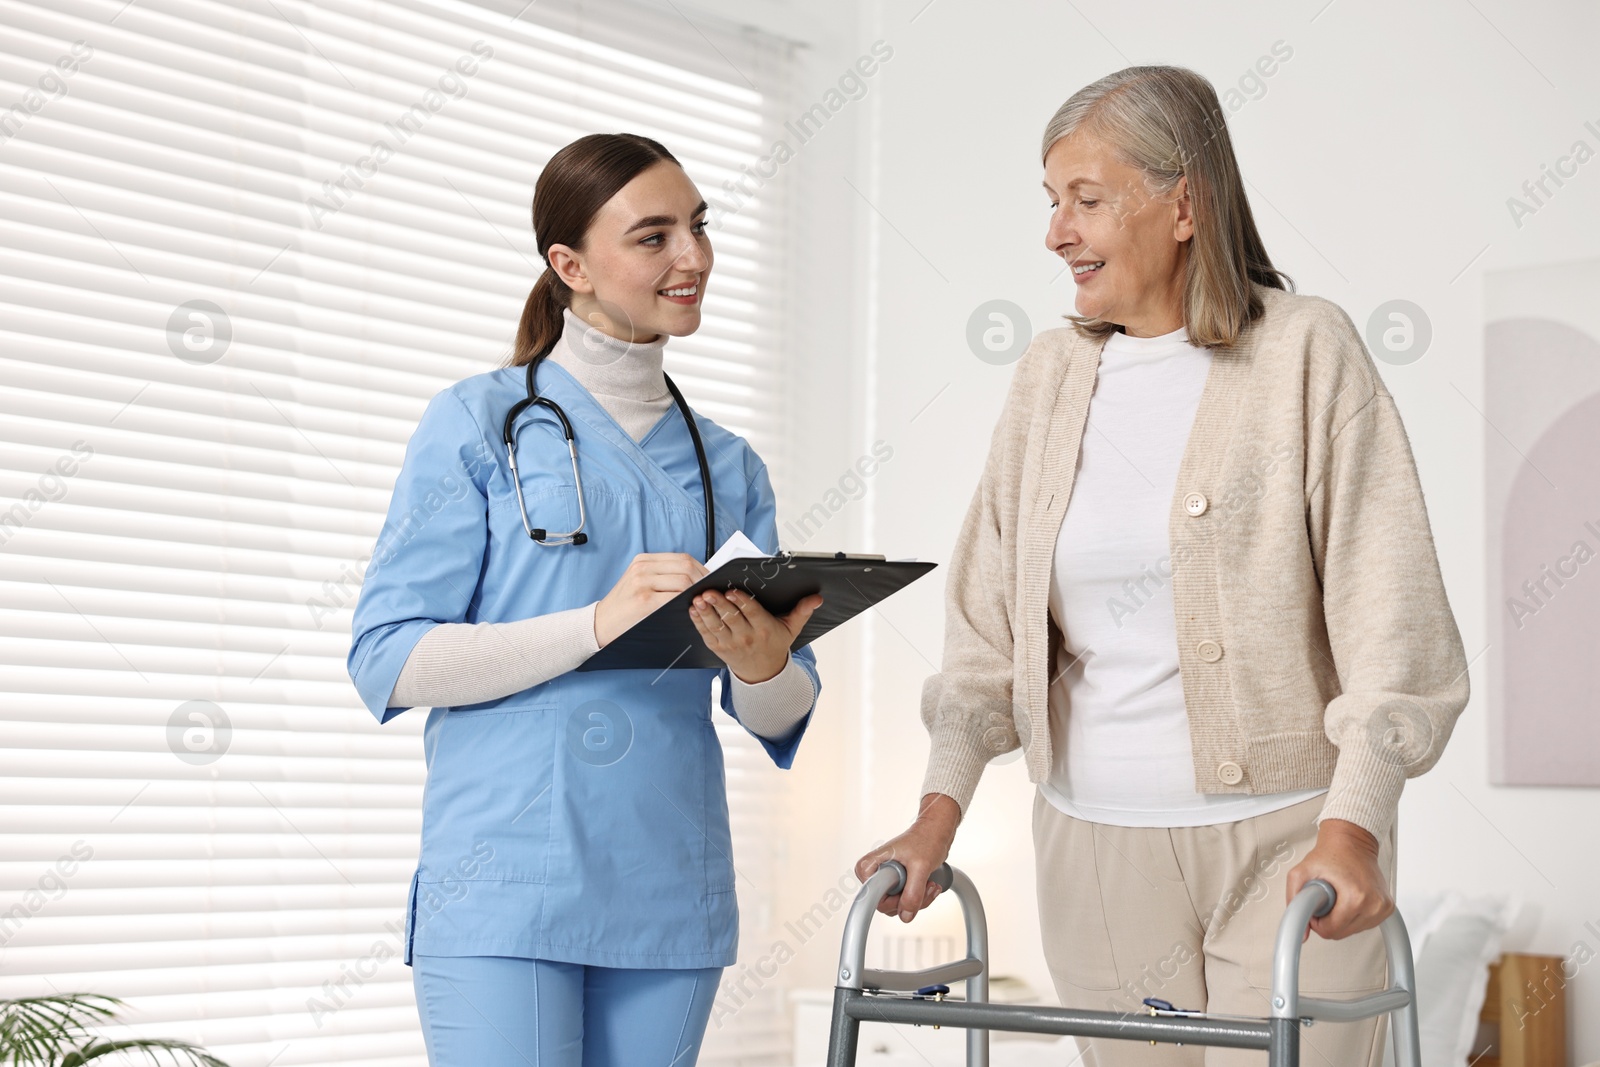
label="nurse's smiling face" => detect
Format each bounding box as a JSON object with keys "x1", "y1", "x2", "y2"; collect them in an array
[
  {"x1": 547, "y1": 161, "x2": 713, "y2": 345},
  {"x1": 1043, "y1": 131, "x2": 1193, "y2": 338}
]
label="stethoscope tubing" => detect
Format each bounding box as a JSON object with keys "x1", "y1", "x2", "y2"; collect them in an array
[{"x1": 502, "y1": 353, "x2": 715, "y2": 561}]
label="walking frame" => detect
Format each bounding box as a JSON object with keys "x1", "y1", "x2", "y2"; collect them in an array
[{"x1": 825, "y1": 861, "x2": 1421, "y2": 1066}]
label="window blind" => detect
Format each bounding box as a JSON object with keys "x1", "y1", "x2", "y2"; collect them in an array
[{"x1": 0, "y1": 0, "x2": 800, "y2": 1063}]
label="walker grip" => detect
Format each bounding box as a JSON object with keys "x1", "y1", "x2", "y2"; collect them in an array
[
  {"x1": 879, "y1": 859, "x2": 954, "y2": 897},
  {"x1": 1303, "y1": 877, "x2": 1337, "y2": 918}
]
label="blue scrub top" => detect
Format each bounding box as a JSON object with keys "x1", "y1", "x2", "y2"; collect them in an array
[{"x1": 346, "y1": 359, "x2": 821, "y2": 969}]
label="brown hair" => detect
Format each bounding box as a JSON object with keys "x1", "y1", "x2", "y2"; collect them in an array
[
  {"x1": 507, "y1": 132, "x2": 681, "y2": 368},
  {"x1": 1040, "y1": 66, "x2": 1294, "y2": 348}
]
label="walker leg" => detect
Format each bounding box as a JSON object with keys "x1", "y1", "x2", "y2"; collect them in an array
[
  {"x1": 1267, "y1": 1017, "x2": 1299, "y2": 1067},
  {"x1": 826, "y1": 987, "x2": 860, "y2": 1067},
  {"x1": 1388, "y1": 1001, "x2": 1421, "y2": 1067},
  {"x1": 1381, "y1": 915, "x2": 1423, "y2": 1067},
  {"x1": 946, "y1": 866, "x2": 990, "y2": 1067}
]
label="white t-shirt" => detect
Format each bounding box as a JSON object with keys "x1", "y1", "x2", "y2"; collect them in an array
[{"x1": 1039, "y1": 323, "x2": 1326, "y2": 826}]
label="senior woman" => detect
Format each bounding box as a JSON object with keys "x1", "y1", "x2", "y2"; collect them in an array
[{"x1": 856, "y1": 65, "x2": 1469, "y2": 1066}]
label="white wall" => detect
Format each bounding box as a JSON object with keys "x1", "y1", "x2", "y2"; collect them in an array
[{"x1": 692, "y1": 0, "x2": 1600, "y2": 1059}]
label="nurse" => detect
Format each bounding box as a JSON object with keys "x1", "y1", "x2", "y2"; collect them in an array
[{"x1": 347, "y1": 132, "x2": 825, "y2": 1065}]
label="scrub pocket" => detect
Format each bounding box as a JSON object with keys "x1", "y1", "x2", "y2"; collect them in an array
[{"x1": 418, "y1": 702, "x2": 559, "y2": 886}]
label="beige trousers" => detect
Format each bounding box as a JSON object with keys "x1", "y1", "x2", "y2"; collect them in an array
[{"x1": 1032, "y1": 790, "x2": 1396, "y2": 1067}]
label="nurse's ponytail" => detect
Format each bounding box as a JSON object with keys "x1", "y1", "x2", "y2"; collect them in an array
[
  {"x1": 509, "y1": 132, "x2": 681, "y2": 368},
  {"x1": 514, "y1": 266, "x2": 567, "y2": 367}
]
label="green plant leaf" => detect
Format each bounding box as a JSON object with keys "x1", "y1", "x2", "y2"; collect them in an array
[
  {"x1": 61, "y1": 1039, "x2": 229, "y2": 1067},
  {"x1": 0, "y1": 995, "x2": 120, "y2": 1067},
  {"x1": 0, "y1": 995, "x2": 227, "y2": 1067}
]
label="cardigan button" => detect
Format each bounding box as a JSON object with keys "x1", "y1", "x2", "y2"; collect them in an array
[
  {"x1": 1184, "y1": 492, "x2": 1209, "y2": 516},
  {"x1": 1196, "y1": 639, "x2": 1223, "y2": 662},
  {"x1": 1217, "y1": 761, "x2": 1244, "y2": 785}
]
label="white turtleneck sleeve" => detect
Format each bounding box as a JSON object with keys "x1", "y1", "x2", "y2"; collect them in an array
[{"x1": 386, "y1": 308, "x2": 815, "y2": 740}]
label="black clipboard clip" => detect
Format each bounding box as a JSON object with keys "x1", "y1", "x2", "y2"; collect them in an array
[{"x1": 778, "y1": 550, "x2": 888, "y2": 561}]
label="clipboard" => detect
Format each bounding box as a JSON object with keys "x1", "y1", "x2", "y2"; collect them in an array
[{"x1": 576, "y1": 551, "x2": 936, "y2": 671}]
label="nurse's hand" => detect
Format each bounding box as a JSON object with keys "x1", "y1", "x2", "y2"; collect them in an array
[
  {"x1": 594, "y1": 552, "x2": 711, "y2": 648},
  {"x1": 854, "y1": 792, "x2": 961, "y2": 923},
  {"x1": 689, "y1": 587, "x2": 823, "y2": 684}
]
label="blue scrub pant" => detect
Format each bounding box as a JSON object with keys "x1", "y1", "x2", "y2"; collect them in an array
[{"x1": 412, "y1": 953, "x2": 724, "y2": 1066}]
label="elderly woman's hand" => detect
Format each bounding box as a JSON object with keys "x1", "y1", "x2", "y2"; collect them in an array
[
  {"x1": 1285, "y1": 818, "x2": 1394, "y2": 941},
  {"x1": 854, "y1": 793, "x2": 961, "y2": 922}
]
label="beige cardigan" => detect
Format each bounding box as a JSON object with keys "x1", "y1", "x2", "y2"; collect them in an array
[{"x1": 919, "y1": 281, "x2": 1469, "y2": 839}]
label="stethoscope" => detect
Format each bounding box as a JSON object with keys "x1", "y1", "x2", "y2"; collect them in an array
[{"x1": 501, "y1": 352, "x2": 717, "y2": 560}]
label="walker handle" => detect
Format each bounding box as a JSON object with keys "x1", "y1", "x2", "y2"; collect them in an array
[
  {"x1": 878, "y1": 859, "x2": 954, "y2": 897},
  {"x1": 1272, "y1": 873, "x2": 1422, "y2": 1067},
  {"x1": 1303, "y1": 877, "x2": 1337, "y2": 918}
]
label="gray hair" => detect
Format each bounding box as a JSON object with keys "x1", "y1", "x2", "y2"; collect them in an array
[{"x1": 1040, "y1": 66, "x2": 1292, "y2": 347}]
